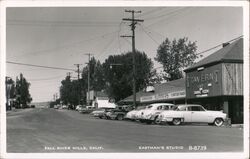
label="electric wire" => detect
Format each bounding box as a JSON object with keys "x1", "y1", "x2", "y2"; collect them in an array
[
  {"x1": 139, "y1": 24, "x2": 160, "y2": 45},
  {"x1": 196, "y1": 35, "x2": 243, "y2": 55},
  {"x1": 11, "y1": 30, "x2": 120, "y2": 59},
  {"x1": 6, "y1": 61, "x2": 76, "y2": 71}
]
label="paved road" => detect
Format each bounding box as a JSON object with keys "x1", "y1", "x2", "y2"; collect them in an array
[{"x1": 7, "y1": 108, "x2": 243, "y2": 153}]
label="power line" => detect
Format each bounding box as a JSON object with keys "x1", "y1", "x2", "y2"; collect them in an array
[
  {"x1": 144, "y1": 7, "x2": 187, "y2": 20},
  {"x1": 11, "y1": 30, "x2": 120, "y2": 59},
  {"x1": 137, "y1": 7, "x2": 166, "y2": 18},
  {"x1": 196, "y1": 35, "x2": 243, "y2": 55},
  {"x1": 147, "y1": 7, "x2": 191, "y2": 27},
  {"x1": 139, "y1": 24, "x2": 160, "y2": 45},
  {"x1": 29, "y1": 75, "x2": 65, "y2": 81},
  {"x1": 7, "y1": 20, "x2": 120, "y2": 27},
  {"x1": 96, "y1": 32, "x2": 117, "y2": 59},
  {"x1": 6, "y1": 61, "x2": 76, "y2": 71}
]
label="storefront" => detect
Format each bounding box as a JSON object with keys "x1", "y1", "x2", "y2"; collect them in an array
[
  {"x1": 140, "y1": 78, "x2": 186, "y2": 105},
  {"x1": 119, "y1": 78, "x2": 186, "y2": 106},
  {"x1": 184, "y1": 38, "x2": 243, "y2": 124}
]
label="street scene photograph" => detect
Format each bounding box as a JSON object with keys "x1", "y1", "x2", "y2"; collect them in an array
[{"x1": 2, "y1": 2, "x2": 248, "y2": 158}]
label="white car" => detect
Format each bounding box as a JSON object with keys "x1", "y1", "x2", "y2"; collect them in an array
[
  {"x1": 157, "y1": 104, "x2": 227, "y2": 126},
  {"x1": 139, "y1": 103, "x2": 175, "y2": 124},
  {"x1": 125, "y1": 106, "x2": 146, "y2": 120}
]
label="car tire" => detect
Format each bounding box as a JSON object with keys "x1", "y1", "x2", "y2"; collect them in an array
[
  {"x1": 140, "y1": 119, "x2": 145, "y2": 123},
  {"x1": 146, "y1": 120, "x2": 152, "y2": 124},
  {"x1": 214, "y1": 118, "x2": 224, "y2": 127},
  {"x1": 154, "y1": 116, "x2": 161, "y2": 125},
  {"x1": 117, "y1": 114, "x2": 124, "y2": 121},
  {"x1": 172, "y1": 118, "x2": 181, "y2": 126}
]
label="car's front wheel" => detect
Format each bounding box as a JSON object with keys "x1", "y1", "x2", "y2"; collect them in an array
[
  {"x1": 154, "y1": 116, "x2": 161, "y2": 125},
  {"x1": 172, "y1": 118, "x2": 181, "y2": 126},
  {"x1": 117, "y1": 114, "x2": 124, "y2": 121},
  {"x1": 214, "y1": 118, "x2": 224, "y2": 127}
]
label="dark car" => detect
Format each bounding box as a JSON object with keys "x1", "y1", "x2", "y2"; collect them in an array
[
  {"x1": 90, "y1": 108, "x2": 114, "y2": 119},
  {"x1": 105, "y1": 105, "x2": 133, "y2": 120},
  {"x1": 79, "y1": 106, "x2": 95, "y2": 114}
]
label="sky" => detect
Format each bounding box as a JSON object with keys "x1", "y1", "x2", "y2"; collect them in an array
[{"x1": 6, "y1": 6, "x2": 243, "y2": 103}]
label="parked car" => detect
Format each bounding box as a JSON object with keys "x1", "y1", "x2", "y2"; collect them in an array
[
  {"x1": 76, "y1": 105, "x2": 85, "y2": 111},
  {"x1": 105, "y1": 105, "x2": 133, "y2": 120},
  {"x1": 139, "y1": 103, "x2": 175, "y2": 124},
  {"x1": 125, "y1": 106, "x2": 147, "y2": 121},
  {"x1": 62, "y1": 105, "x2": 68, "y2": 109},
  {"x1": 157, "y1": 104, "x2": 227, "y2": 126},
  {"x1": 90, "y1": 108, "x2": 115, "y2": 119},
  {"x1": 54, "y1": 105, "x2": 60, "y2": 109},
  {"x1": 79, "y1": 106, "x2": 95, "y2": 114}
]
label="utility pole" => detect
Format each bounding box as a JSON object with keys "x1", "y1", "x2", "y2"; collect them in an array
[
  {"x1": 122, "y1": 10, "x2": 144, "y2": 108},
  {"x1": 85, "y1": 53, "x2": 93, "y2": 105},
  {"x1": 74, "y1": 64, "x2": 82, "y2": 80},
  {"x1": 74, "y1": 64, "x2": 82, "y2": 105},
  {"x1": 66, "y1": 72, "x2": 72, "y2": 80}
]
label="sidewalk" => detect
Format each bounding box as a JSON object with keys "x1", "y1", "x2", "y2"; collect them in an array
[{"x1": 231, "y1": 124, "x2": 243, "y2": 128}]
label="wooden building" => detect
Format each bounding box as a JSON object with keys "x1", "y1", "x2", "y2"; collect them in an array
[
  {"x1": 119, "y1": 78, "x2": 186, "y2": 106},
  {"x1": 184, "y1": 38, "x2": 243, "y2": 124}
]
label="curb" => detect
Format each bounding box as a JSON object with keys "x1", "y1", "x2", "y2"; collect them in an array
[{"x1": 231, "y1": 124, "x2": 243, "y2": 128}]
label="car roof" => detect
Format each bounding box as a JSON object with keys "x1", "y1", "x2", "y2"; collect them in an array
[
  {"x1": 149, "y1": 103, "x2": 174, "y2": 107},
  {"x1": 176, "y1": 104, "x2": 202, "y2": 107}
]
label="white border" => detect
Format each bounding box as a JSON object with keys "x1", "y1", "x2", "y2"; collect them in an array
[{"x1": 0, "y1": 1, "x2": 249, "y2": 159}]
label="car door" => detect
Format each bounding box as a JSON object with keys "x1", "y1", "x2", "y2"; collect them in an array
[
  {"x1": 181, "y1": 107, "x2": 192, "y2": 122},
  {"x1": 191, "y1": 106, "x2": 208, "y2": 123}
]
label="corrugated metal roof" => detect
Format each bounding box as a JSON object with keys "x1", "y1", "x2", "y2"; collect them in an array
[{"x1": 185, "y1": 38, "x2": 243, "y2": 72}]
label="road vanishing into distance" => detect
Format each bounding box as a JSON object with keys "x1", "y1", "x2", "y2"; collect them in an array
[{"x1": 7, "y1": 108, "x2": 243, "y2": 153}]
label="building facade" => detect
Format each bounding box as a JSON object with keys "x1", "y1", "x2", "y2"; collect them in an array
[
  {"x1": 184, "y1": 38, "x2": 243, "y2": 124},
  {"x1": 120, "y1": 38, "x2": 243, "y2": 124}
]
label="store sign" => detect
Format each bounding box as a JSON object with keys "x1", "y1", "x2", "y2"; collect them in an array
[
  {"x1": 186, "y1": 70, "x2": 219, "y2": 87},
  {"x1": 140, "y1": 90, "x2": 186, "y2": 102},
  {"x1": 186, "y1": 63, "x2": 222, "y2": 98},
  {"x1": 140, "y1": 95, "x2": 156, "y2": 102},
  {"x1": 193, "y1": 89, "x2": 209, "y2": 97}
]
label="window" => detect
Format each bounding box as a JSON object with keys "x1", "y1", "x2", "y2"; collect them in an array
[
  {"x1": 178, "y1": 106, "x2": 187, "y2": 111},
  {"x1": 162, "y1": 105, "x2": 170, "y2": 110},
  {"x1": 191, "y1": 106, "x2": 205, "y2": 111},
  {"x1": 157, "y1": 106, "x2": 162, "y2": 110}
]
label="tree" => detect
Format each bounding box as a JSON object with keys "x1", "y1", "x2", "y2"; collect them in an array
[
  {"x1": 155, "y1": 37, "x2": 198, "y2": 81},
  {"x1": 81, "y1": 57, "x2": 106, "y2": 104},
  {"x1": 15, "y1": 73, "x2": 32, "y2": 108},
  {"x1": 81, "y1": 57, "x2": 105, "y2": 92},
  {"x1": 102, "y1": 51, "x2": 154, "y2": 102}
]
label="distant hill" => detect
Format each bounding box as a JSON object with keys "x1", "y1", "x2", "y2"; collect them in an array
[{"x1": 31, "y1": 101, "x2": 51, "y2": 108}]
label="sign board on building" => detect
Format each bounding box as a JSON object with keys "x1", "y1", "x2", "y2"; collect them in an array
[
  {"x1": 186, "y1": 63, "x2": 222, "y2": 99},
  {"x1": 140, "y1": 90, "x2": 186, "y2": 102}
]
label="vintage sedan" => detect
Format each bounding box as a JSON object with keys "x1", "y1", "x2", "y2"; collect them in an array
[
  {"x1": 125, "y1": 106, "x2": 146, "y2": 121},
  {"x1": 157, "y1": 104, "x2": 227, "y2": 126},
  {"x1": 90, "y1": 108, "x2": 114, "y2": 118},
  {"x1": 139, "y1": 103, "x2": 175, "y2": 124},
  {"x1": 105, "y1": 105, "x2": 133, "y2": 120}
]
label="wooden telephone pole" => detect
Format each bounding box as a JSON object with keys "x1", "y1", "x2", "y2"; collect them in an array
[{"x1": 122, "y1": 10, "x2": 144, "y2": 108}]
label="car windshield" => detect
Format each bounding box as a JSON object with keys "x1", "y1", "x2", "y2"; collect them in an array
[
  {"x1": 146, "y1": 105, "x2": 153, "y2": 109},
  {"x1": 171, "y1": 106, "x2": 178, "y2": 110}
]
